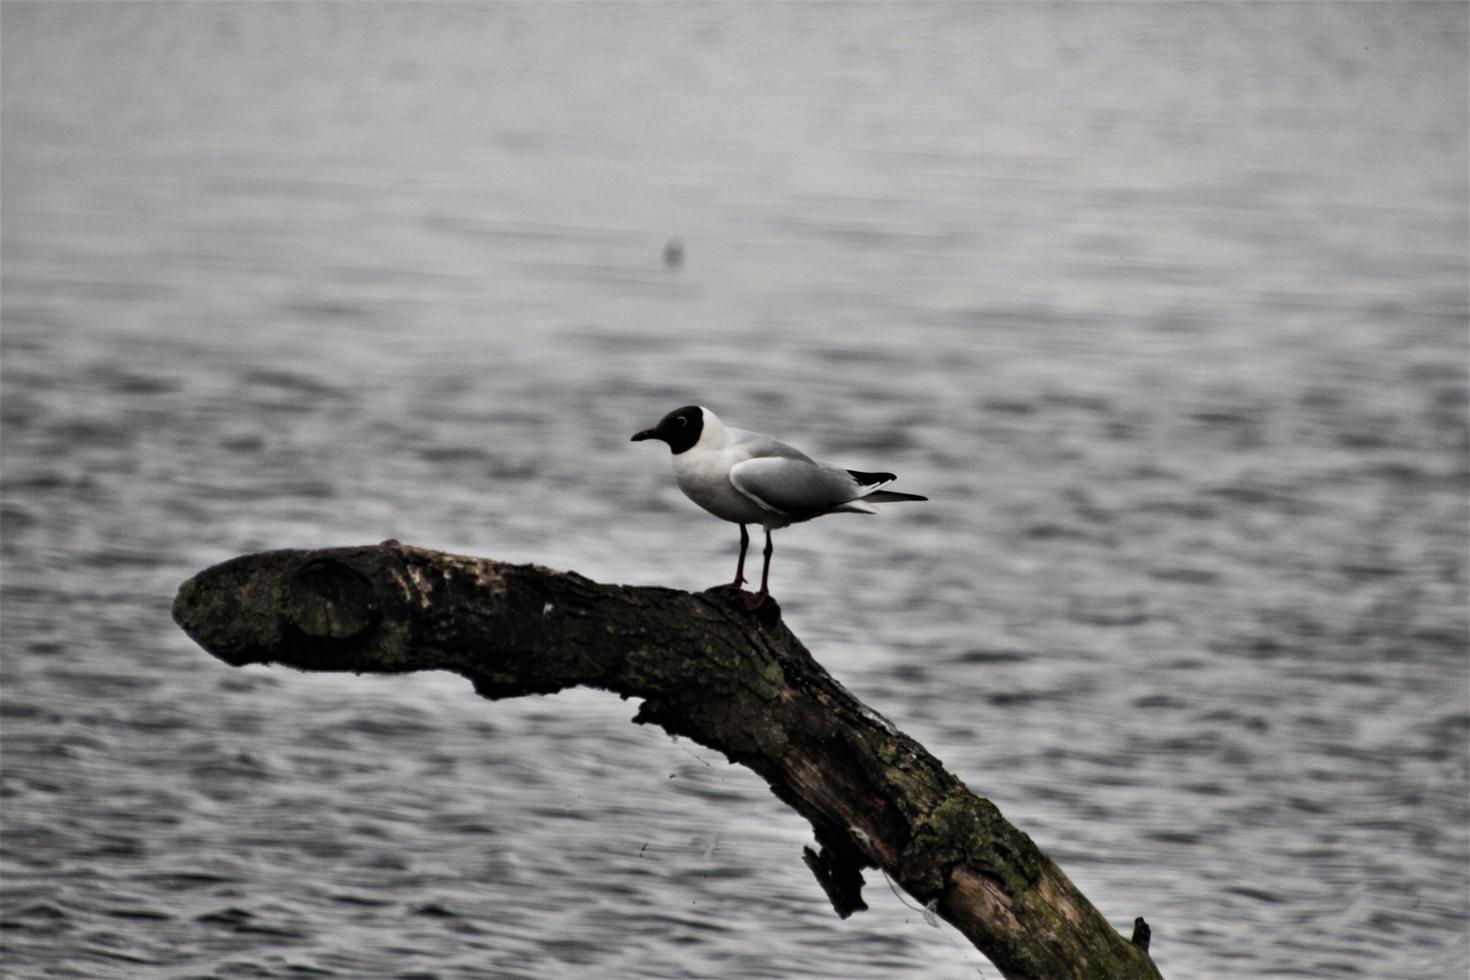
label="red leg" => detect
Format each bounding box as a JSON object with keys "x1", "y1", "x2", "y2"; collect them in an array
[
  {"x1": 744, "y1": 528, "x2": 773, "y2": 609},
  {"x1": 728, "y1": 524, "x2": 749, "y2": 589}
]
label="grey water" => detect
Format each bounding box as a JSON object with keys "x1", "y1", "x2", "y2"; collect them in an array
[{"x1": 2, "y1": 3, "x2": 1466, "y2": 978}]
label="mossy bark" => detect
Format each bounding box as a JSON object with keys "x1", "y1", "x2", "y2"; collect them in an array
[{"x1": 173, "y1": 541, "x2": 1163, "y2": 980}]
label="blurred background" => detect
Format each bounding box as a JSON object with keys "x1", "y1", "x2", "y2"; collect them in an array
[{"x1": 2, "y1": 3, "x2": 1466, "y2": 978}]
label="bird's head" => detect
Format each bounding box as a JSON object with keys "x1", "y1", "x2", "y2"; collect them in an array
[{"x1": 631, "y1": 405, "x2": 705, "y2": 455}]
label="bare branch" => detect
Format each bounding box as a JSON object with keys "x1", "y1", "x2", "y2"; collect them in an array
[{"x1": 173, "y1": 541, "x2": 1162, "y2": 980}]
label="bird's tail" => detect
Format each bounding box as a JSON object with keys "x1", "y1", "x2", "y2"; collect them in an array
[
  {"x1": 835, "y1": 489, "x2": 928, "y2": 515},
  {"x1": 842, "y1": 470, "x2": 926, "y2": 513},
  {"x1": 861, "y1": 490, "x2": 928, "y2": 504}
]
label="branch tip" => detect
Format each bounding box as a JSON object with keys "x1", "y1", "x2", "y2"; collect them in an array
[{"x1": 1131, "y1": 916, "x2": 1152, "y2": 952}]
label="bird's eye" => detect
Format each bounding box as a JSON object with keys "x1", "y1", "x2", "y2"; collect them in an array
[{"x1": 676, "y1": 416, "x2": 688, "y2": 427}]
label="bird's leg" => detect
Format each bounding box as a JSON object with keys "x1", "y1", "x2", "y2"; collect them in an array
[
  {"x1": 709, "y1": 525, "x2": 748, "y2": 593},
  {"x1": 743, "y1": 528, "x2": 773, "y2": 609},
  {"x1": 728, "y1": 524, "x2": 749, "y2": 589}
]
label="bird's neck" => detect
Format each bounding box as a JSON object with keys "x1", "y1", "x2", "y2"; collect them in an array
[{"x1": 691, "y1": 415, "x2": 732, "y2": 452}]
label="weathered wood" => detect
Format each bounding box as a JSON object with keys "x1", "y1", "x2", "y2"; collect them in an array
[{"x1": 172, "y1": 541, "x2": 1162, "y2": 980}]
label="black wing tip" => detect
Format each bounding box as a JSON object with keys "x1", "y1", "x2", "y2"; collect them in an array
[{"x1": 846, "y1": 469, "x2": 897, "y2": 486}]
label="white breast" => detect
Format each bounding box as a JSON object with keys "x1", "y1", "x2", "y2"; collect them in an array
[{"x1": 673, "y1": 448, "x2": 779, "y2": 526}]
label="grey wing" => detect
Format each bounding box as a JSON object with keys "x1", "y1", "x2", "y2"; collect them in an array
[
  {"x1": 728, "y1": 457, "x2": 862, "y2": 519},
  {"x1": 725, "y1": 428, "x2": 817, "y2": 463}
]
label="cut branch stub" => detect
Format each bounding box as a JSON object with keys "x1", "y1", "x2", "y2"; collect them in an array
[{"x1": 173, "y1": 541, "x2": 1162, "y2": 980}]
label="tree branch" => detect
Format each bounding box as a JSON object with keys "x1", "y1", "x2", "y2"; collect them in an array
[{"x1": 172, "y1": 541, "x2": 1162, "y2": 980}]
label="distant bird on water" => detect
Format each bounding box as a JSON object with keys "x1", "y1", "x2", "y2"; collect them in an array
[{"x1": 632, "y1": 405, "x2": 927, "y2": 608}]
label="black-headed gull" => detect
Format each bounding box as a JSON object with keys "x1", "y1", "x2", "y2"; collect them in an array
[{"x1": 632, "y1": 405, "x2": 927, "y2": 608}]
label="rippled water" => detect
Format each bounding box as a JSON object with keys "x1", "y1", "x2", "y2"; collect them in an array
[{"x1": 3, "y1": 4, "x2": 1467, "y2": 978}]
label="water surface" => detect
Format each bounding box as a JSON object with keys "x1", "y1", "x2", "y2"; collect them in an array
[{"x1": 3, "y1": 4, "x2": 1467, "y2": 978}]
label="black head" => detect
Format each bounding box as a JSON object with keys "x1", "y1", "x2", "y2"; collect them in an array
[{"x1": 631, "y1": 405, "x2": 703, "y2": 455}]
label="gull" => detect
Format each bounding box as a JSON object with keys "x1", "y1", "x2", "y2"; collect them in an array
[{"x1": 632, "y1": 405, "x2": 927, "y2": 608}]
